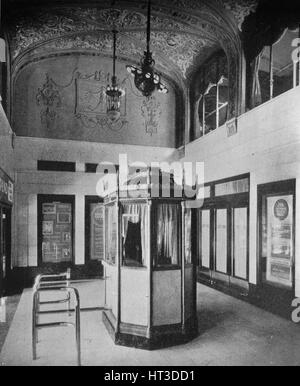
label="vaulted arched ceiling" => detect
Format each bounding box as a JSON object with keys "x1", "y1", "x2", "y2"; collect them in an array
[{"x1": 4, "y1": 0, "x2": 259, "y2": 89}]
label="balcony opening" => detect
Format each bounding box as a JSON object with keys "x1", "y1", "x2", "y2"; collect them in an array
[
  {"x1": 190, "y1": 51, "x2": 229, "y2": 142},
  {"x1": 249, "y1": 27, "x2": 300, "y2": 109}
]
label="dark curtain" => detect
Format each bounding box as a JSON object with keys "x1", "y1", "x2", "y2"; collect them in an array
[
  {"x1": 243, "y1": 0, "x2": 300, "y2": 62},
  {"x1": 124, "y1": 222, "x2": 142, "y2": 266}
]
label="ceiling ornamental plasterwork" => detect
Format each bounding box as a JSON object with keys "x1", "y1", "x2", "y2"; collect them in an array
[
  {"x1": 7, "y1": 8, "x2": 216, "y2": 59},
  {"x1": 12, "y1": 30, "x2": 215, "y2": 80},
  {"x1": 6, "y1": 0, "x2": 258, "y2": 82},
  {"x1": 222, "y1": 0, "x2": 259, "y2": 31},
  {"x1": 5, "y1": 0, "x2": 259, "y2": 121}
]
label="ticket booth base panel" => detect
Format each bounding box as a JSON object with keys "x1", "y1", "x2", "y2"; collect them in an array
[{"x1": 103, "y1": 310, "x2": 198, "y2": 351}]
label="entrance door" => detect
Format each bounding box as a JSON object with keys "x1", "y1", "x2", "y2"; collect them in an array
[
  {"x1": 258, "y1": 180, "x2": 295, "y2": 316},
  {"x1": 198, "y1": 204, "x2": 231, "y2": 286},
  {"x1": 198, "y1": 200, "x2": 249, "y2": 290},
  {"x1": 232, "y1": 206, "x2": 249, "y2": 281},
  {"x1": 214, "y1": 206, "x2": 230, "y2": 279}
]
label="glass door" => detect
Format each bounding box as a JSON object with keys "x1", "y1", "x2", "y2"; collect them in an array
[
  {"x1": 198, "y1": 202, "x2": 249, "y2": 287},
  {"x1": 196, "y1": 175, "x2": 250, "y2": 290},
  {"x1": 232, "y1": 207, "x2": 249, "y2": 281},
  {"x1": 198, "y1": 209, "x2": 211, "y2": 270},
  {"x1": 215, "y1": 208, "x2": 229, "y2": 275}
]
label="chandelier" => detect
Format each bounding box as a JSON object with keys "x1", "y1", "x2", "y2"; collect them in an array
[
  {"x1": 106, "y1": 30, "x2": 125, "y2": 122},
  {"x1": 126, "y1": 0, "x2": 168, "y2": 97}
]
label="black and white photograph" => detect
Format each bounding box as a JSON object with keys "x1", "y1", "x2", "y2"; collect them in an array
[{"x1": 0, "y1": 0, "x2": 300, "y2": 371}]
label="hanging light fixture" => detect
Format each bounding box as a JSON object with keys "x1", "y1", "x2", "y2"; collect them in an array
[
  {"x1": 106, "y1": 30, "x2": 125, "y2": 122},
  {"x1": 126, "y1": 0, "x2": 168, "y2": 97}
]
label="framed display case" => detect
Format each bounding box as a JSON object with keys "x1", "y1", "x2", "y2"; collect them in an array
[
  {"x1": 258, "y1": 180, "x2": 296, "y2": 291},
  {"x1": 38, "y1": 195, "x2": 75, "y2": 266},
  {"x1": 257, "y1": 179, "x2": 296, "y2": 316},
  {"x1": 101, "y1": 169, "x2": 198, "y2": 350}
]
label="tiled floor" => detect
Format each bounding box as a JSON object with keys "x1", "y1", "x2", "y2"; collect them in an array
[{"x1": 0, "y1": 280, "x2": 300, "y2": 366}]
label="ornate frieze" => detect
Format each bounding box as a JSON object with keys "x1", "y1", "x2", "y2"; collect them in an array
[{"x1": 222, "y1": 0, "x2": 259, "y2": 30}]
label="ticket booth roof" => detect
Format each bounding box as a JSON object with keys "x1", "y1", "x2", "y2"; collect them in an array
[{"x1": 102, "y1": 169, "x2": 197, "y2": 202}]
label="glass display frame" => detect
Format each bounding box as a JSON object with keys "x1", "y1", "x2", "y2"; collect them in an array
[
  {"x1": 258, "y1": 180, "x2": 296, "y2": 291},
  {"x1": 37, "y1": 194, "x2": 75, "y2": 266},
  {"x1": 85, "y1": 196, "x2": 104, "y2": 263},
  {"x1": 104, "y1": 202, "x2": 118, "y2": 266}
]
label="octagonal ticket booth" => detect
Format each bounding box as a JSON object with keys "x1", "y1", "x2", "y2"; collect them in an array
[{"x1": 101, "y1": 168, "x2": 198, "y2": 350}]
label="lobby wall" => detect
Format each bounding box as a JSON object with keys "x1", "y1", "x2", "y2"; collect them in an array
[
  {"x1": 12, "y1": 55, "x2": 178, "y2": 148},
  {"x1": 12, "y1": 136, "x2": 176, "y2": 278},
  {"x1": 183, "y1": 86, "x2": 300, "y2": 297}
]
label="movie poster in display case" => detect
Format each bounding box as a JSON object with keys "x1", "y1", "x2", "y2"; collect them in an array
[
  {"x1": 266, "y1": 195, "x2": 294, "y2": 288},
  {"x1": 90, "y1": 204, "x2": 104, "y2": 261},
  {"x1": 41, "y1": 202, "x2": 73, "y2": 263}
]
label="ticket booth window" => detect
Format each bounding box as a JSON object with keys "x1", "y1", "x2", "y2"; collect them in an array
[
  {"x1": 154, "y1": 203, "x2": 180, "y2": 268},
  {"x1": 122, "y1": 203, "x2": 148, "y2": 268}
]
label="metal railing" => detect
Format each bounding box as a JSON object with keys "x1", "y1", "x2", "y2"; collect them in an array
[{"x1": 32, "y1": 270, "x2": 81, "y2": 366}]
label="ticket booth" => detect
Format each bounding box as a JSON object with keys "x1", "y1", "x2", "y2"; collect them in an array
[
  {"x1": 101, "y1": 169, "x2": 198, "y2": 350},
  {"x1": 0, "y1": 168, "x2": 13, "y2": 297}
]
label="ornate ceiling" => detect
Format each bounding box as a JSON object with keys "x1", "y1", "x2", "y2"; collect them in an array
[{"x1": 4, "y1": 0, "x2": 259, "y2": 85}]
